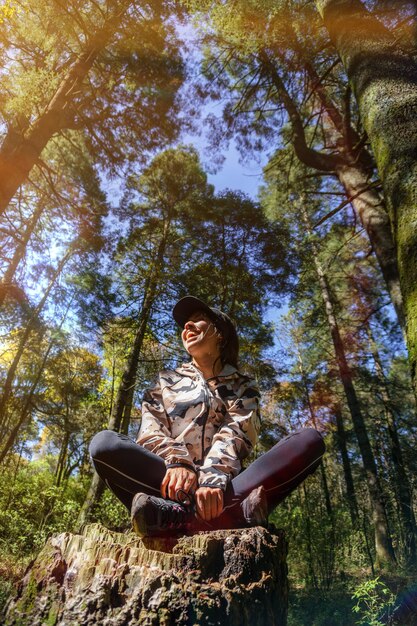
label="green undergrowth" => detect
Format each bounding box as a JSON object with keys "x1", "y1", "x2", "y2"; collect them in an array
[
  {"x1": 288, "y1": 588, "x2": 356, "y2": 626},
  {"x1": 0, "y1": 554, "x2": 29, "y2": 617}
]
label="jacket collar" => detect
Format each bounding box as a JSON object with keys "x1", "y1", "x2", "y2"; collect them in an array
[{"x1": 175, "y1": 361, "x2": 239, "y2": 380}]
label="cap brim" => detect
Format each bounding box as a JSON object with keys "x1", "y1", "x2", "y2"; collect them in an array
[{"x1": 172, "y1": 296, "x2": 214, "y2": 328}]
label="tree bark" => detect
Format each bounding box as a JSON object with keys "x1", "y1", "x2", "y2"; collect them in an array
[
  {"x1": 5, "y1": 524, "x2": 288, "y2": 626},
  {"x1": 302, "y1": 205, "x2": 396, "y2": 568},
  {"x1": 314, "y1": 0, "x2": 417, "y2": 399},
  {"x1": 335, "y1": 164, "x2": 406, "y2": 332},
  {"x1": 316, "y1": 153, "x2": 405, "y2": 335}
]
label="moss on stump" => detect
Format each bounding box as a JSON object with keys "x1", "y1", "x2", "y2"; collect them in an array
[{"x1": 4, "y1": 523, "x2": 288, "y2": 625}]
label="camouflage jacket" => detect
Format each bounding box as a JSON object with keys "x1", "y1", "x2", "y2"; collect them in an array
[{"x1": 136, "y1": 362, "x2": 261, "y2": 491}]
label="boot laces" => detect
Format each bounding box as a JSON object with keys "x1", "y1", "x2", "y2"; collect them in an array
[{"x1": 157, "y1": 490, "x2": 194, "y2": 530}]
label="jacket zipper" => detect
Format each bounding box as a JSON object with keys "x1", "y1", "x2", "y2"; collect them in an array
[{"x1": 191, "y1": 364, "x2": 211, "y2": 462}]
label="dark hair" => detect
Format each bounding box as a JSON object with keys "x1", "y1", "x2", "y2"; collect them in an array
[{"x1": 210, "y1": 314, "x2": 239, "y2": 370}]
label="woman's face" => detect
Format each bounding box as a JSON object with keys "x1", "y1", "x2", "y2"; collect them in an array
[{"x1": 181, "y1": 311, "x2": 222, "y2": 360}]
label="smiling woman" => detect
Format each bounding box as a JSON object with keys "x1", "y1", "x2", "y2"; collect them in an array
[
  {"x1": 88, "y1": 296, "x2": 325, "y2": 538},
  {"x1": 182, "y1": 312, "x2": 223, "y2": 372}
]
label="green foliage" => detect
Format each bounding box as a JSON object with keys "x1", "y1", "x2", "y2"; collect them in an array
[
  {"x1": 93, "y1": 489, "x2": 130, "y2": 532},
  {"x1": 0, "y1": 456, "x2": 86, "y2": 558},
  {"x1": 270, "y1": 479, "x2": 354, "y2": 590},
  {"x1": 351, "y1": 578, "x2": 395, "y2": 626}
]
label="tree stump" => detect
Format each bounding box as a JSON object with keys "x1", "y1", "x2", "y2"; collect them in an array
[{"x1": 4, "y1": 523, "x2": 288, "y2": 625}]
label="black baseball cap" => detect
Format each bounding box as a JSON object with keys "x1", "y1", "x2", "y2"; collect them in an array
[{"x1": 172, "y1": 296, "x2": 239, "y2": 361}]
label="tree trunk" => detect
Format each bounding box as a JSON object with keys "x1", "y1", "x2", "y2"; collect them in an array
[
  {"x1": 294, "y1": 341, "x2": 334, "y2": 519},
  {"x1": 300, "y1": 484, "x2": 318, "y2": 588},
  {"x1": 367, "y1": 324, "x2": 417, "y2": 567},
  {"x1": 76, "y1": 220, "x2": 171, "y2": 529},
  {"x1": 302, "y1": 205, "x2": 396, "y2": 568},
  {"x1": 4, "y1": 524, "x2": 288, "y2": 626},
  {"x1": 0, "y1": 296, "x2": 73, "y2": 463},
  {"x1": 336, "y1": 164, "x2": 405, "y2": 332},
  {"x1": 74, "y1": 472, "x2": 105, "y2": 532},
  {"x1": 55, "y1": 430, "x2": 71, "y2": 488},
  {"x1": 0, "y1": 202, "x2": 44, "y2": 308},
  {"x1": 0, "y1": 341, "x2": 54, "y2": 463},
  {"x1": 109, "y1": 218, "x2": 171, "y2": 433},
  {"x1": 314, "y1": 0, "x2": 417, "y2": 399},
  {"x1": 333, "y1": 404, "x2": 359, "y2": 524}
]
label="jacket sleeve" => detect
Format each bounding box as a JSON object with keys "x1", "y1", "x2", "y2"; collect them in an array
[
  {"x1": 198, "y1": 379, "x2": 261, "y2": 491},
  {"x1": 137, "y1": 377, "x2": 196, "y2": 472}
]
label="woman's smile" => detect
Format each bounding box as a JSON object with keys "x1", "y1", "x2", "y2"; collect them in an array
[
  {"x1": 185, "y1": 331, "x2": 200, "y2": 345},
  {"x1": 183, "y1": 323, "x2": 201, "y2": 344}
]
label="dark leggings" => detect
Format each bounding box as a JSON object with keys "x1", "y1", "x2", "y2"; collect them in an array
[{"x1": 89, "y1": 428, "x2": 325, "y2": 529}]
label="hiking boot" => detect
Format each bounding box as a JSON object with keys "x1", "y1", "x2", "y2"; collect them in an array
[
  {"x1": 241, "y1": 485, "x2": 268, "y2": 527},
  {"x1": 131, "y1": 492, "x2": 192, "y2": 538}
]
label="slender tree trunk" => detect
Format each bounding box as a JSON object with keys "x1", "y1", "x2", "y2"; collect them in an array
[
  {"x1": 367, "y1": 324, "x2": 417, "y2": 567},
  {"x1": 333, "y1": 404, "x2": 359, "y2": 524},
  {"x1": 108, "y1": 343, "x2": 117, "y2": 420},
  {"x1": 319, "y1": 460, "x2": 333, "y2": 519},
  {"x1": 294, "y1": 341, "x2": 334, "y2": 518},
  {"x1": 0, "y1": 296, "x2": 73, "y2": 462},
  {"x1": 0, "y1": 202, "x2": 44, "y2": 308},
  {"x1": 0, "y1": 7, "x2": 128, "y2": 216},
  {"x1": 76, "y1": 220, "x2": 171, "y2": 530},
  {"x1": 302, "y1": 204, "x2": 396, "y2": 568},
  {"x1": 56, "y1": 429, "x2": 71, "y2": 488},
  {"x1": 300, "y1": 484, "x2": 318, "y2": 589},
  {"x1": 75, "y1": 472, "x2": 105, "y2": 532},
  {"x1": 0, "y1": 249, "x2": 73, "y2": 431},
  {"x1": 314, "y1": 0, "x2": 417, "y2": 400},
  {"x1": 109, "y1": 219, "x2": 170, "y2": 432}
]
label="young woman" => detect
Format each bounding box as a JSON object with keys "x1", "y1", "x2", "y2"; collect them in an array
[{"x1": 89, "y1": 296, "x2": 325, "y2": 537}]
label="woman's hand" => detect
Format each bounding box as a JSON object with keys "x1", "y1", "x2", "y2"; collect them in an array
[
  {"x1": 161, "y1": 467, "x2": 197, "y2": 504},
  {"x1": 195, "y1": 486, "x2": 224, "y2": 521}
]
